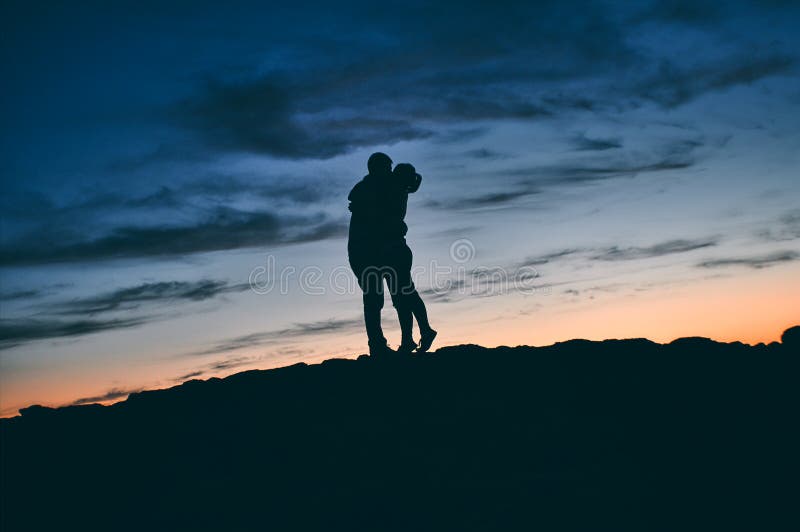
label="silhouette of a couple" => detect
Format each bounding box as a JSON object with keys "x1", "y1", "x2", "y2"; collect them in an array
[{"x1": 348, "y1": 153, "x2": 437, "y2": 357}]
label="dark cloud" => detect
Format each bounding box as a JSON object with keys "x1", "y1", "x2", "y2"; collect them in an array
[
  {"x1": 172, "y1": 78, "x2": 432, "y2": 159},
  {"x1": 175, "y1": 370, "x2": 205, "y2": 382},
  {"x1": 420, "y1": 272, "x2": 568, "y2": 305},
  {"x1": 756, "y1": 210, "x2": 800, "y2": 242},
  {"x1": 1, "y1": 208, "x2": 346, "y2": 266},
  {"x1": 174, "y1": 354, "x2": 274, "y2": 383},
  {"x1": 192, "y1": 317, "x2": 362, "y2": 356},
  {"x1": 1, "y1": 170, "x2": 343, "y2": 268},
  {"x1": 0, "y1": 317, "x2": 148, "y2": 350},
  {"x1": 593, "y1": 238, "x2": 719, "y2": 261},
  {"x1": 464, "y1": 192, "x2": 533, "y2": 208},
  {"x1": 0, "y1": 279, "x2": 253, "y2": 348},
  {"x1": 636, "y1": 53, "x2": 796, "y2": 108},
  {"x1": 160, "y1": 1, "x2": 640, "y2": 159},
  {"x1": 433, "y1": 190, "x2": 539, "y2": 210},
  {"x1": 540, "y1": 154, "x2": 694, "y2": 184},
  {"x1": 511, "y1": 138, "x2": 703, "y2": 187},
  {"x1": 697, "y1": 250, "x2": 799, "y2": 269},
  {"x1": 429, "y1": 95, "x2": 550, "y2": 121},
  {"x1": 518, "y1": 249, "x2": 584, "y2": 267},
  {"x1": 569, "y1": 133, "x2": 623, "y2": 151},
  {"x1": 463, "y1": 148, "x2": 510, "y2": 160},
  {"x1": 52, "y1": 280, "x2": 250, "y2": 316},
  {"x1": 638, "y1": 0, "x2": 800, "y2": 25},
  {"x1": 419, "y1": 279, "x2": 468, "y2": 304},
  {"x1": 444, "y1": 152, "x2": 709, "y2": 209},
  {"x1": 496, "y1": 237, "x2": 718, "y2": 272},
  {"x1": 158, "y1": 1, "x2": 798, "y2": 161},
  {"x1": 440, "y1": 138, "x2": 704, "y2": 210},
  {"x1": 0, "y1": 289, "x2": 42, "y2": 301},
  {"x1": 71, "y1": 387, "x2": 143, "y2": 406},
  {"x1": 416, "y1": 237, "x2": 722, "y2": 306},
  {"x1": 114, "y1": 175, "x2": 330, "y2": 210},
  {"x1": 433, "y1": 127, "x2": 490, "y2": 144},
  {"x1": 630, "y1": 0, "x2": 725, "y2": 26},
  {"x1": 208, "y1": 356, "x2": 256, "y2": 372}
]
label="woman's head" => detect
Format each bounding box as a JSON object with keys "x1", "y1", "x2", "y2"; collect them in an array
[{"x1": 393, "y1": 163, "x2": 422, "y2": 192}]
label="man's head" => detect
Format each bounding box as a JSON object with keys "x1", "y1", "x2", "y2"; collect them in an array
[{"x1": 367, "y1": 152, "x2": 392, "y2": 176}]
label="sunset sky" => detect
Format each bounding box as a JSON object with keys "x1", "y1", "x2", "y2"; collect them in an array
[{"x1": 1, "y1": 0, "x2": 799, "y2": 416}]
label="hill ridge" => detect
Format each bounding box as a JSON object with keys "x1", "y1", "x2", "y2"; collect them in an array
[
  {"x1": 4, "y1": 332, "x2": 792, "y2": 424},
  {"x1": 2, "y1": 328, "x2": 798, "y2": 531}
]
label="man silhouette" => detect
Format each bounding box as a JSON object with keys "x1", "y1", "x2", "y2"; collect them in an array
[{"x1": 348, "y1": 152, "x2": 437, "y2": 357}]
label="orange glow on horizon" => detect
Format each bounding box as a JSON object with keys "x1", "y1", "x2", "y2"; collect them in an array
[{"x1": 2, "y1": 266, "x2": 797, "y2": 419}]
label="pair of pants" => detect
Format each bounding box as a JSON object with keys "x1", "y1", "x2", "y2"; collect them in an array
[{"x1": 349, "y1": 240, "x2": 416, "y2": 345}]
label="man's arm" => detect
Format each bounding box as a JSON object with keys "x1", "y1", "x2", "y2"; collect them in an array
[{"x1": 348, "y1": 181, "x2": 362, "y2": 212}]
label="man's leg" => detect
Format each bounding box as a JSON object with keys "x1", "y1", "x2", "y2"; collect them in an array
[{"x1": 359, "y1": 266, "x2": 390, "y2": 353}]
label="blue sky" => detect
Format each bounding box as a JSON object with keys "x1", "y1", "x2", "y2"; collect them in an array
[{"x1": 1, "y1": 0, "x2": 799, "y2": 415}]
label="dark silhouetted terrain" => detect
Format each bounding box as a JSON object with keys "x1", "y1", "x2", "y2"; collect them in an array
[{"x1": 2, "y1": 329, "x2": 799, "y2": 531}]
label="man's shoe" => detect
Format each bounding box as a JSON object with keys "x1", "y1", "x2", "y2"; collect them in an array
[
  {"x1": 368, "y1": 340, "x2": 395, "y2": 359},
  {"x1": 417, "y1": 328, "x2": 438, "y2": 353}
]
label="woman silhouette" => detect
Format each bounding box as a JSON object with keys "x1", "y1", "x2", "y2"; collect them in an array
[{"x1": 388, "y1": 162, "x2": 437, "y2": 354}]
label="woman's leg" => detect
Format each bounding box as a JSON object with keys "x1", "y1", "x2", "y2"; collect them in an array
[
  {"x1": 385, "y1": 244, "x2": 416, "y2": 349},
  {"x1": 407, "y1": 290, "x2": 433, "y2": 334},
  {"x1": 388, "y1": 270, "x2": 416, "y2": 348},
  {"x1": 389, "y1": 242, "x2": 435, "y2": 351}
]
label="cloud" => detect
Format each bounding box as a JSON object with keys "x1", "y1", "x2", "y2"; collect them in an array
[
  {"x1": 697, "y1": 250, "x2": 799, "y2": 269},
  {"x1": 192, "y1": 317, "x2": 362, "y2": 356},
  {"x1": 463, "y1": 148, "x2": 510, "y2": 160},
  {"x1": 495, "y1": 237, "x2": 716, "y2": 268},
  {"x1": 1, "y1": 208, "x2": 346, "y2": 266},
  {"x1": 175, "y1": 370, "x2": 205, "y2": 381},
  {"x1": 435, "y1": 190, "x2": 540, "y2": 210},
  {"x1": 569, "y1": 133, "x2": 623, "y2": 151},
  {"x1": 630, "y1": 0, "x2": 725, "y2": 26},
  {"x1": 0, "y1": 289, "x2": 42, "y2": 301},
  {"x1": 441, "y1": 139, "x2": 703, "y2": 210},
  {"x1": 0, "y1": 279, "x2": 253, "y2": 349},
  {"x1": 517, "y1": 249, "x2": 584, "y2": 267},
  {"x1": 52, "y1": 280, "x2": 250, "y2": 316},
  {"x1": 158, "y1": 1, "x2": 798, "y2": 163},
  {"x1": 1, "y1": 169, "x2": 344, "y2": 268},
  {"x1": 0, "y1": 317, "x2": 148, "y2": 350},
  {"x1": 635, "y1": 53, "x2": 796, "y2": 108},
  {"x1": 756, "y1": 209, "x2": 800, "y2": 242},
  {"x1": 160, "y1": 2, "x2": 642, "y2": 160},
  {"x1": 419, "y1": 279, "x2": 468, "y2": 304},
  {"x1": 178, "y1": 356, "x2": 259, "y2": 379},
  {"x1": 71, "y1": 387, "x2": 143, "y2": 406},
  {"x1": 172, "y1": 78, "x2": 432, "y2": 159},
  {"x1": 433, "y1": 127, "x2": 490, "y2": 144},
  {"x1": 419, "y1": 237, "x2": 720, "y2": 307},
  {"x1": 593, "y1": 238, "x2": 719, "y2": 261},
  {"x1": 508, "y1": 137, "x2": 703, "y2": 188},
  {"x1": 634, "y1": 1, "x2": 797, "y2": 27}
]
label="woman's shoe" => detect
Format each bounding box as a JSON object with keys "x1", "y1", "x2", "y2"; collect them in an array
[{"x1": 417, "y1": 329, "x2": 437, "y2": 353}]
